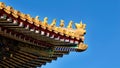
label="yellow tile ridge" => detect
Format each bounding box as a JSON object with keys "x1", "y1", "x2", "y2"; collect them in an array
[{"x1": 0, "y1": 2, "x2": 87, "y2": 48}]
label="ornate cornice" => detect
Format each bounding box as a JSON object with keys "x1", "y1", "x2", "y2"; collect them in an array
[{"x1": 0, "y1": 2, "x2": 87, "y2": 52}]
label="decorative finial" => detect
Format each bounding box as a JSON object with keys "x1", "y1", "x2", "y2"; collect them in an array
[
  {"x1": 35, "y1": 16, "x2": 39, "y2": 20},
  {"x1": 77, "y1": 43, "x2": 88, "y2": 51},
  {"x1": 34, "y1": 16, "x2": 41, "y2": 26},
  {"x1": 41, "y1": 17, "x2": 48, "y2": 29},
  {"x1": 0, "y1": 2, "x2": 5, "y2": 9},
  {"x1": 60, "y1": 20, "x2": 64, "y2": 27},
  {"x1": 43, "y1": 17, "x2": 48, "y2": 25},
  {"x1": 51, "y1": 19, "x2": 56, "y2": 27},
  {"x1": 67, "y1": 20, "x2": 73, "y2": 29},
  {"x1": 79, "y1": 20, "x2": 83, "y2": 28},
  {"x1": 44, "y1": 17, "x2": 48, "y2": 21},
  {"x1": 75, "y1": 20, "x2": 86, "y2": 29}
]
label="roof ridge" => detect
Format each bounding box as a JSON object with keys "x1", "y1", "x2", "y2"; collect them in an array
[{"x1": 0, "y1": 2, "x2": 87, "y2": 51}]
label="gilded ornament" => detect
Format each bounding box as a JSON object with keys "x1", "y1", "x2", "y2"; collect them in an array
[
  {"x1": 42, "y1": 17, "x2": 48, "y2": 29},
  {"x1": 67, "y1": 20, "x2": 73, "y2": 29},
  {"x1": 33, "y1": 16, "x2": 41, "y2": 26},
  {"x1": 75, "y1": 21, "x2": 86, "y2": 29},
  {"x1": 50, "y1": 19, "x2": 56, "y2": 27},
  {"x1": 78, "y1": 43, "x2": 88, "y2": 50},
  {"x1": 75, "y1": 29, "x2": 86, "y2": 36},
  {"x1": 0, "y1": 2, "x2": 5, "y2": 9},
  {"x1": 60, "y1": 20, "x2": 64, "y2": 27},
  {"x1": 48, "y1": 19, "x2": 56, "y2": 31}
]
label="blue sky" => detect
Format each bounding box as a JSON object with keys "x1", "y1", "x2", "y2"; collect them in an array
[{"x1": 1, "y1": 0, "x2": 120, "y2": 68}]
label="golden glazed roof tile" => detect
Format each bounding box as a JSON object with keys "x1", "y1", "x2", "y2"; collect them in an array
[
  {"x1": 0, "y1": 2, "x2": 86, "y2": 39},
  {"x1": 0, "y1": 2, "x2": 87, "y2": 51}
]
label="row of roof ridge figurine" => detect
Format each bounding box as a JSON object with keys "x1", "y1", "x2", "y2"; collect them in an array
[
  {"x1": 0, "y1": 2, "x2": 86, "y2": 40},
  {"x1": 0, "y1": 2, "x2": 88, "y2": 51}
]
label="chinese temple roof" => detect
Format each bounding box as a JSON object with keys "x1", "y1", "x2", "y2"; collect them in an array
[{"x1": 0, "y1": 2, "x2": 87, "y2": 68}]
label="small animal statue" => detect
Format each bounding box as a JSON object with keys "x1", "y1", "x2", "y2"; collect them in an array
[
  {"x1": 43, "y1": 17, "x2": 48, "y2": 26},
  {"x1": 50, "y1": 19, "x2": 56, "y2": 27},
  {"x1": 60, "y1": 20, "x2": 64, "y2": 27},
  {"x1": 34, "y1": 16, "x2": 41, "y2": 26},
  {"x1": 0, "y1": 2, "x2": 5, "y2": 9},
  {"x1": 35, "y1": 16, "x2": 39, "y2": 20},
  {"x1": 67, "y1": 20, "x2": 73, "y2": 29}
]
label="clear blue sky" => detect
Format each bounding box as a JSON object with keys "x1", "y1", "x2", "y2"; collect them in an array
[{"x1": 1, "y1": 0, "x2": 120, "y2": 68}]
